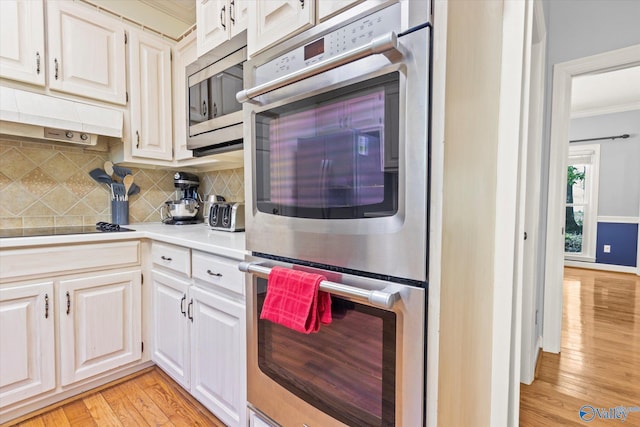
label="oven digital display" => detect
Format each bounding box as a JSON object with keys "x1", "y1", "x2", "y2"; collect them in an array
[{"x1": 304, "y1": 38, "x2": 325, "y2": 60}]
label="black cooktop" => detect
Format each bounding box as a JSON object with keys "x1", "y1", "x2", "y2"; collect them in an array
[{"x1": 0, "y1": 223, "x2": 135, "y2": 238}]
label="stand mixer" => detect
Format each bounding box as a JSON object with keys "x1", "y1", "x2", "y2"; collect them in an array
[{"x1": 161, "y1": 172, "x2": 201, "y2": 225}]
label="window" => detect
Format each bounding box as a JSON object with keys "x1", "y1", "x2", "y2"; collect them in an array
[{"x1": 565, "y1": 144, "x2": 600, "y2": 261}]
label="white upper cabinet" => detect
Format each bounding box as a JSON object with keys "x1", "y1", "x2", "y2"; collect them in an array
[
  {"x1": 46, "y1": 0, "x2": 127, "y2": 105},
  {"x1": 248, "y1": 0, "x2": 314, "y2": 57},
  {"x1": 0, "y1": 0, "x2": 45, "y2": 86},
  {"x1": 317, "y1": 0, "x2": 364, "y2": 22},
  {"x1": 173, "y1": 32, "x2": 197, "y2": 161},
  {"x1": 197, "y1": 0, "x2": 249, "y2": 57},
  {"x1": 128, "y1": 28, "x2": 174, "y2": 161}
]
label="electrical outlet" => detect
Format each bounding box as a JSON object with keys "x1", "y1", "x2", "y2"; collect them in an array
[{"x1": 604, "y1": 244, "x2": 611, "y2": 253}]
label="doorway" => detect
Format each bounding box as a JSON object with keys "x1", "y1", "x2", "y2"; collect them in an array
[{"x1": 542, "y1": 45, "x2": 640, "y2": 353}]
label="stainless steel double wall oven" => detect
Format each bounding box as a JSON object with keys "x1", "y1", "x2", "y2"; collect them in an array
[{"x1": 239, "y1": 1, "x2": 431, "y2": 426}]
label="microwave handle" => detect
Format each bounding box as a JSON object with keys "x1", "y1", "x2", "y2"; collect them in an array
[
  {"x1": 239, "y1": 262, "x2": 400, "y2": 309},
  {"x1": 236, "y1": 32, "x2": 401, "y2": 104}
]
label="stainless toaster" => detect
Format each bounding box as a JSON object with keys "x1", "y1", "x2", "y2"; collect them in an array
[{"x1": 206, "y1": 202, "x2": 245, "y2": 232}]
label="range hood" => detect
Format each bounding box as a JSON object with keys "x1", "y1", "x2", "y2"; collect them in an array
[{"x1": 0, "y1": 86, "x2": 122, "y2": 145}]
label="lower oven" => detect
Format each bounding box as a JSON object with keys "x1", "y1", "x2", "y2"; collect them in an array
[{"x1": 241, "y1": 255, "x2": 426, "y2": 427}]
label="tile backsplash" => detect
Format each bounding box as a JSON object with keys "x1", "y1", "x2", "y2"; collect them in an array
[{"x1": 0, "y1": 138, "x2": 244, "y2": 229}]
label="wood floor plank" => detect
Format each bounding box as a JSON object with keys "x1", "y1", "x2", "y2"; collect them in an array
[
  {"x1": 520, "y1": 267, "x2": 640, "y2": 427},
  {"x1": 40, "y1": 408, "x2": 71, "y2": 427},
  {"x1": 119, "y1": 379, "x2": 175, "y2": 426},
  {"x1": 62, "y1": 399, "x2": 98, "y2": 427},
  {"x1": 83, "y1": 393, "x2": 124, "y2": 427}
]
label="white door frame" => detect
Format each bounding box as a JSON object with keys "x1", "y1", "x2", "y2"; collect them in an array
[
  {"x1": 542, "y1": 44, "x2": 640, "y2": 353},
  {"x1": 519, "y1": 0, "x2": 546, "y2": 387}
]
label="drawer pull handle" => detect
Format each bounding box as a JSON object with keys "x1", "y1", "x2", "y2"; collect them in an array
[
  {"x1": 180, "y1": 294, "x2": 186, "y2": 316},
  {"x1": 36, "y1": 52, "x2": 41, "y2": 74},
  {"x1": 187, "y1": 299, "x2": 193, "y2": 322},
  {"x1": 66, "y1": 291, "x2": 70, "y2": 315},
  {"x1": 44, "y1": 293, "x2": 49, "y2": 319},
  {"x1": 54, "y1": 58, "x2": 59, "y2": 80},
  {"x1": 206, "y1": 269, "x2": 222, "y2": 277},
  {"x1": 161, "y1": 256, "x2": 172, "y2": 261}
]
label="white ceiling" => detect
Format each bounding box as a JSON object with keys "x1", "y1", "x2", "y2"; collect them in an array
[
  {"x1": 571, "y1": 65, "x2": 640, "y2": 117},
  {"x1": 84, "y1": 0, "x2": 196, "y2": 39}
]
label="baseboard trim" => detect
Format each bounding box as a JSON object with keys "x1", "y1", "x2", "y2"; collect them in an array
[{"x1": 564, "y1": 260, "x2": 636, "y2": 274}]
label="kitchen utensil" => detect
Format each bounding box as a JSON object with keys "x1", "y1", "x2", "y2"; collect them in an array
[
  {"x1": 123, "y1": 175, "x2": 134, "y2": 200},
  {"x1": 113, "y1": 165, "x2": 132, "y2": 179},
  {"x1": 112, "y1": 183, "x2": 126, "y2": 201},
  {"x1": 104, "y1": 161, "x2": 115, "y2": 179},
  {"x1": 89, "y1": 168, "x2": 113, "y2": 185},
  {"x1": 128, "y1": 183, "x2": 140, "y2": 196}
]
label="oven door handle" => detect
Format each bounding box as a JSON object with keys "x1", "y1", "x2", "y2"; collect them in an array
[
  {"x1": 236, "y1": 32, "x2": 401, "y2": 104},
  {"x1": 239, "y1": 262, "x2": 400, "y2": 309}
]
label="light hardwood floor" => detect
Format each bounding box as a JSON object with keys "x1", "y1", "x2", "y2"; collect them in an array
[
  {"x1": 520, "y1": 267, "x2": 640, "y2": 426},
  {"x1": 5, "y1": 367, "x2": 225, "y2": 427}
]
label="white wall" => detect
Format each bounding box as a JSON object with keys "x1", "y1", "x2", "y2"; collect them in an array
[{"x1": 537, "y1": 0, "x2": 640, "y2": 341}]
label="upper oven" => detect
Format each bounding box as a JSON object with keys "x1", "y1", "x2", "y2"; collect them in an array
[
  {"x1": 239, "y1": 2, "x2": 431, "y2": 283},
  {"x1": 187, "y1": 36, "x2": 246, "y2": 156}
]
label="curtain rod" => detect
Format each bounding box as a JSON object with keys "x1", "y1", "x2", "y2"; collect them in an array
[{"x1": 570, "y1": 134, "x2": 630, "y2": 143}]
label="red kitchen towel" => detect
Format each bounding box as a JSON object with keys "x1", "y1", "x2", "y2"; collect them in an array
[{"x1": 260, "y1": 266, "x2": 332, "y2": 333}]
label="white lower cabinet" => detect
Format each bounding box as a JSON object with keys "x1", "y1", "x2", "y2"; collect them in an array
[
  {"x1": 0, "y1": 282, "x2": 55, "y2": 407},
  {"x1": 151, "y1": 270, "x2": 191, "y2": 388},
  {"x1": 151, "y1": 243, "x2": 246, "y2": 427},
  {"x1": 0, "y1": 241, "x2": 143, "y2": 423},
  {"x1": 190, "y1": 286, "x2": 245, "y2": 427},
  {"x1": 58, "y1": 270, "x2": 142, "y2": 386}
]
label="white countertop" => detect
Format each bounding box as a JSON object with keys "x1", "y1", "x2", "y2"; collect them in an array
[{"x1": 0, "y1": 223, "x2": 247, "y2": 260}]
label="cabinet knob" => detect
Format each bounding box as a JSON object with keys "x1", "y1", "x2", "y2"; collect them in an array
[{"x1": 206, "y1": 269, "x2": 223, "y2": 277}]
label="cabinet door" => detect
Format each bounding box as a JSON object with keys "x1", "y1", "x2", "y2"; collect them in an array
[
  {"x1": 190, "y1": 287, "x2": 246, "y2": 427},
  {"x1": 0, "y1": 282, "x2": 55, "y2": 406},
  {"x1": 229, "y1": 0, "x2": 249, "y2": 39},
  {"x1": 197, "y1": 0, "x2": 229, "y2": 57},
  {"x1": 318, "y1": 0, "x2": 365, "y2": 22},
  {"x1": 58, "y1": 270, "x2": 141, "y2": 386},
  {"x1": 128, "y1": 29, "x2": 174, "y2": 161},
  {"x1": 46, "y1": 0, "x2": 126, "y2": 105},
  {"x1": 173, "y1": 32, "x2": 197, "y2": 161},
  {"x1": 248, "y1": 0, "x2": 314, "y2": 57},
  {"x1": 0, "y1": 0, "x2": 45, "y2": 86},
  {"x1": 151, "y1": 270, "x2": 191, "y2": 388}
]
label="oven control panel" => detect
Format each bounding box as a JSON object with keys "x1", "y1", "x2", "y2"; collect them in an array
[{"x1": 255, "y1": 3, "x2": 401, "y2": 84}]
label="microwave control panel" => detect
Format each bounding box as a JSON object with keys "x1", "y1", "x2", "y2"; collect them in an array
[{"x1": 255, "y1": 3, "x2": 401, "y2": 84}]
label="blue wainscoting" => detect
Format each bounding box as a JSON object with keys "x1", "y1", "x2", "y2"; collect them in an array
[{"x1": 595, "y1": 222, "x2": 639, "y2": 267}]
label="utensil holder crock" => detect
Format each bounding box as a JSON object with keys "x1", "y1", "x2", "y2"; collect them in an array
[{"x1": 111, "y1": 200, "x2": 129, "y2": 225}]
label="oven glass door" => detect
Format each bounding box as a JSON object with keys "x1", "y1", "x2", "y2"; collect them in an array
[
  {"x1": 255, "y1": 73, "x2": 399, "y2": 220},
  {"x1": 255, "y1": 277, "x2": 397, "y2": 427}
]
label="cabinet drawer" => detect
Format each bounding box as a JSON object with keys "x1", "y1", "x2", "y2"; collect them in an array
[
  {"x1": 192, "y1": 250, "x2": 243, "y2": 295},
  {"x1": 152, "y1": 242, "x2": 191, "y2": 277},
  {"x1": 0, "y1": 241, "x2": 140, "y2": 281}
]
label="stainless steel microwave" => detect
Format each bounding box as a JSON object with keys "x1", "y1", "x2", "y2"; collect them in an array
[{"x1": 186, "y1": 36, "x2": 246, "y2": 157}]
